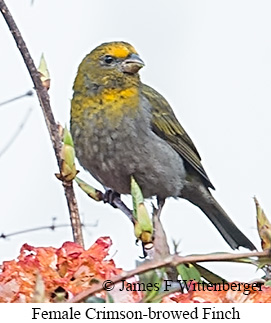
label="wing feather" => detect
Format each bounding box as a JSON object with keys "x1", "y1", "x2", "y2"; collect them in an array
[{"x1": 142, "y1": 84, "x2": 215, "y2": 189}]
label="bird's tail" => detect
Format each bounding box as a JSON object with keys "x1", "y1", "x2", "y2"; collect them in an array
[{"x1": 181, "y1": 184, "x2": 256, "y2": 250}]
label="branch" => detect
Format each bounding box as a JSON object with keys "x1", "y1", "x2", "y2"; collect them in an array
[
  {"x1": 0, "y1": 90, "x2": 33, "y2": 107},
  {"x1": 0, "y1": 220, "x2": 97, "y2": 240},
  {"x1": 0, "y1": 0, "x2": 83, "y2": 246},
  {"x1": 69, "y1": 249, "x2": 271, "y2": 303},
  {"x1": 111, "y1": 196, "x2": 134, "y2": 223},
  {"x1": 0, "y1": 107, "x2": 32, "y2": 158},
  {"x1": 75, "y1": 177, "x2": 134, "y2": 223}
]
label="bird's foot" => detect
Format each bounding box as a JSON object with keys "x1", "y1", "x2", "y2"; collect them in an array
[{"x1": 103, "y1": 188, "x2": 120, "y2": 208}]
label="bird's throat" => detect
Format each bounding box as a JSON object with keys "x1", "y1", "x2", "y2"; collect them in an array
[{"x1": 71, "y1": 86, "x2": 140, "y2": 128}]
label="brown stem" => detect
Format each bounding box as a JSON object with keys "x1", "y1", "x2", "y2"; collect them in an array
[
  {"x1": 152, "y1": 199, "x2": 170, "y2": 260},
  {"x1": 0, "y1": 0, "x2": 84, "y2": 246},
  {"x1": 69, "y1": 249, "x2": 270, "y2": 302},
  {"x1": 63, "y1": 182, "x2": 84, "y2": 246}
]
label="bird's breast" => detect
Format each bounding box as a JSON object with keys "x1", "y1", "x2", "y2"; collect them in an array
[{"x1": 71, "y1": 94, "x2": 186, "y2": 198}]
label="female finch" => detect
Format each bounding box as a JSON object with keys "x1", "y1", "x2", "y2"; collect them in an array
[{"x1": 70, "y1": 41, "x2": 255, "y2": 250}]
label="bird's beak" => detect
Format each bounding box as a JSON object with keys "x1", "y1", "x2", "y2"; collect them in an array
[{"x1": 121, "y1": 53, "x2": 145, "y2": 74}]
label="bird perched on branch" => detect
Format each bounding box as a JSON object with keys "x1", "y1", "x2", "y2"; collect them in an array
[{"x1": 70, "y1": 41, "x2": 255, "y2": 250}]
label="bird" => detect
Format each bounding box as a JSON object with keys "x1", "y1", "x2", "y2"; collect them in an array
[{"x1": 70, "y1": 41, "x2": 255, "y2": 251}]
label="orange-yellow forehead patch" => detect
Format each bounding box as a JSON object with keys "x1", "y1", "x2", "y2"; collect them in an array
[{"x1": 106, "y1": 44, "x2": 137, "y2": 58}]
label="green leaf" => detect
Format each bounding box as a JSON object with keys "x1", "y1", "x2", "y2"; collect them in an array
[
  {"x1": 131, "y1": 176, "x2": 144, "y2": 219},
  {"x1": 256, "y1": 256, "x2": 271, "y2": 269},
  {"x1": 139, "y1": 269, "x2": 164, "y2": 303},
  {"x1": 63, "y1": 125, "x2": 74, "y2": 147},
  {"x1": 62, "y1": 127, "x2": 75, "y2": 169},
  {"x1": 75, "y1": 177, "x2": 102, "y2": 201},
  {"x1": 37, "y1": 53, "x2": 50, "y2": 89},
  {"x1": 131, "y1": 176, "x2": 153, "y2": 243},
  {"x1": 194, "y1": 264, "x2": 226, "y2": 283},
  {"x1": 255, "y1": 197, "x2": 271, "y2": 250},
  {"x1": 55, "y1": 126, "x2": 78, "y2": 181},
  {"x1": 85, "y1": 296, "x2": 106, "y2": 303},
  {"x1": 105, "y1": 292, "x2": 115, "y2": 303},
  {"x1": 177, "y1": 263, "x2": 201, "y2": 282}
]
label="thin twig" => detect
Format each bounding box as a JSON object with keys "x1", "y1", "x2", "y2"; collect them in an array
[
  {"x1": 0, "y1": 90, "x2": 33, "y2": 107},
  {"x1": 69, "y1": 249, "x2": 271, "y2": 302},
  {"x1": 0, "y1": 221, "x2": 97, "y2": 240},
  {"x1": 74, "y1": 178, "x2": 134, "y2": 223},
  {"x1": 109, "y1": 196, "x2": 134, "y2": 223},
  {"x1": 0, "y1": 107, "x2": 32, "y2": 158},
  {"x1": 0, "y1": 0, "x2": 84, "y2": 246}
]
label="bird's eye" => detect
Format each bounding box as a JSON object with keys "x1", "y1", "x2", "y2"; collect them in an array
[{"x1": 103, "y1": 55, "x2": 114, "y2": 64}]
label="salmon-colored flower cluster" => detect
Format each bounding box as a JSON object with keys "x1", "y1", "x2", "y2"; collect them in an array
[
  {"x1": 0, "y1": 237, "x2": 140, "y2": 302},
  {"x1": 1, "y1": 238, "x2": 271, "y2": 303}
]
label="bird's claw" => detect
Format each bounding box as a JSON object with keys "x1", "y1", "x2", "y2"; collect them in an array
[{"x1": 103, "y1": 189, "x2": 120, "y2": 208}]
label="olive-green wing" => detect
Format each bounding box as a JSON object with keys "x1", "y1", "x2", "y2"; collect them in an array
[{"x1": 142, "y1": 84, "x2": 214, "y2": 189}]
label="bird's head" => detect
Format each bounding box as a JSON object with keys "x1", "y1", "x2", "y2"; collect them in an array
[{"x1": 74, "y1": 42, "x2": 145, "y2": 92}]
